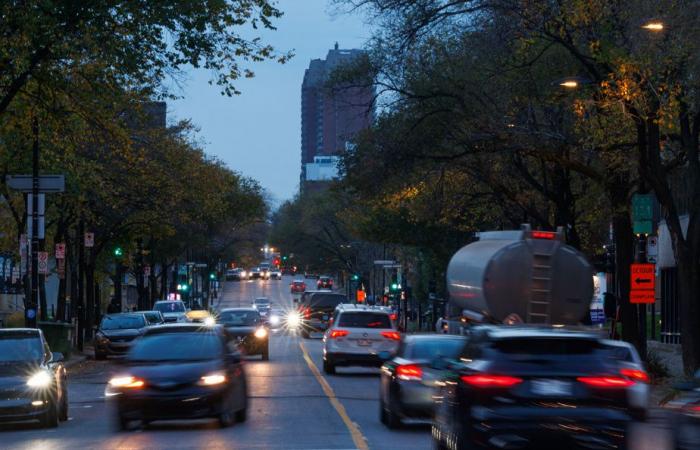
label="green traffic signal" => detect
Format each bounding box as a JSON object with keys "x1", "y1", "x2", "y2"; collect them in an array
[
  {"x1": 282, "y1": 256, "x2": 288, "y2": 261},
  {"x1": 351, "y1": 274, "x2": 360, "y2": 281},
  {"x1": 390, "y1": 283, "x2": 399, "y2": 291},
  {"x1": 113, "y1": 246, "x2": 123, "y2": 257},
  {"x1": 209, "y1": 272, "x2": 216, "y2": 280},
  {"x1": 177, "y1": 283, "x2": 189, "y2": 291}
]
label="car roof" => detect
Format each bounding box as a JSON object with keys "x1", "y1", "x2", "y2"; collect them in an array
[
  {"x1": 220, "y1": 307, "x2": 258, "y2": 313},
  {"x1": 104, "y1": 312, "x2": 146, "y2": 318},
  {"x1": 335, "y1": 304, "x2": 391, "y2": 314},
  {"x1": 154, "y1": 299, "x2": 184, "y2": 304},
  {"x1": 143, "y1": 323, "x2": 223, "y2": 335},
  {"x1": 404, "y1": 334, "x2": 467, "y2": 343},
  {"x1": 471, "y1": 325, "x2": 601, "y2": 340},
  {"x1": 254, "y1": 297, "x2": 270, "y2": 301},
  {"x1": 0, "y1": 328, "x2": 41, "y2": 336}
]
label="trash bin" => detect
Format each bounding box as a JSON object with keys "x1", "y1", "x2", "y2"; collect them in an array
[{"x1": 38, "y1": 321, "x2": 74, "y2": 359}]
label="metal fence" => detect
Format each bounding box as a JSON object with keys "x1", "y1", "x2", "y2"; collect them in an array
[{"x1": 660, "y1": 268, "x2": 681, "y2": 344}]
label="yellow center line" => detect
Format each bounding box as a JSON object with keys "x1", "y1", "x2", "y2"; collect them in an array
[{"x1": 299, "y1": 342, "x2": 369, "y2": 450}]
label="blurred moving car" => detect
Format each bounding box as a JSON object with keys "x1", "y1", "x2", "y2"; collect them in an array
[
  {"x1": 322, "y1": 304, "x2": 400, "y2": 374},
  {"x1": 218, "y1": 308, "x2": 270, "y2": 360},
  {"x1": 108, "y1": 324, "x2": 247, "y2": 430},
  {"x1": 380, "y1": 334, "x2": 467, "y2": 428},
  {"x1": 225, "y1": 268, "x2": 247, "y2": 281},
  {"x1": 432, "y1": 326, "x2": 635, "y2": 450},
  {"x1": 299, "y1": 292, "x2": 346, "y2": 338},
  {"x1": 249, "y1": 267, "x2": 262, "y2": 279},
  {"x1": 186, "y1": 309, "x2": 214, "y2": 325},
  {"x1": 317, "y1": 276, "x2": 333, "y2": 290},
  {"x1": 269, "y1": 268, "x2": 282, "y2": 280},
  {"x1": 0, "y1": 329, "x2": 68, "y2": 427},
  {"x1": 95, "y1": 313, "x2": 149, "y2": 360},
  {"x1": 290, "y1": 279, "x2": 306, "y2": 294},
  {"x1": 140, "y1": 310, "x2": 165, "y2": 326},
  {"x1": 665, "y1": 370, "x2": 700, "y2": 450},
  {"x1": 304, "y1": 271, "x2": 319, "y2": 279},
  {"x1": 601, "y1": 339, "x2": 650, "y2": 420},
  {"x1": 252, "y1": 297, "x2": 271, "y2": 318},
  {"x1": 153, "y1": 300, "x2": 188, "y2": 323}
]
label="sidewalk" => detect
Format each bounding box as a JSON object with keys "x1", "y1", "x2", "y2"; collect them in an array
[{"x1": 63, "y1": 344, "x2": 94, "y2": 369}]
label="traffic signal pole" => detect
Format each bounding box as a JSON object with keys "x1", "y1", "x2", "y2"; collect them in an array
[{"x1": 27, "y1": 118, "x2": 39, "y2": 328}]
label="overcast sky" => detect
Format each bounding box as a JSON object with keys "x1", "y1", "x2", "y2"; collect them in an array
[{"x1": 169, "y1": 1, "x2": 371, "y2": 206}]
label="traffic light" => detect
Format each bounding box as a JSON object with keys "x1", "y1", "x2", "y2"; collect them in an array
[
  {"x1": 177, "y1": 283, "x2": 189, "y2": 292},
  {"x1": 282, "y1": 256, "x2": 288, "y2": 261},
  {"x1": 209, "y1": 272, "x2": 216, "y2": 280},
  {"x1": 390, "y1": 283, "x2": 400, "y2": 291},
  {"x1": 113, "y1": 246, "x2": 123, "y2": 258},
  {"x1": 351, "y1": 274, "x2": 360, "y2": 281}
]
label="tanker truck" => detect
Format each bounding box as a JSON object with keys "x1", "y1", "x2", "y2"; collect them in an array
[{"x1": 446, "y1": 224, "x2": 593, "y2": 327}]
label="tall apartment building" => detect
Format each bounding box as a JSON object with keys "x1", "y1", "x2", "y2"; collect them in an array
[{"x1": 300, "y1": 43, "x2": 374, "y2": 184}]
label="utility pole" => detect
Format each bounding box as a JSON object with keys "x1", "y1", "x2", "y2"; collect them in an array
[{"x1": 26, "y1": 118, "x2": 40, "y2": 328}]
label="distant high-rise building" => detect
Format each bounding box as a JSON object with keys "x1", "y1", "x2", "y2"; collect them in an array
[{"x1": 300, "y1": 43, "x2": 374, "y2": 185}]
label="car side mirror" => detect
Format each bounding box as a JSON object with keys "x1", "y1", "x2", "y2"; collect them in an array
[{"x1": 51, "y1": 352, "x2": 64, "y2": 363}]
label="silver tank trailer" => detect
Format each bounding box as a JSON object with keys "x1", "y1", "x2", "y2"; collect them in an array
[{"x1": 447, "y1": 226, "x2": 593, "y2": 325}]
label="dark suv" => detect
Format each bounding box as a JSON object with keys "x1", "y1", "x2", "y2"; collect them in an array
[
  {"x1": 299, "y1": 292, "x2": 346, "y2": 338},
  {"x1": 432, "y1": 326, "x2": 634, "y2": 449}
]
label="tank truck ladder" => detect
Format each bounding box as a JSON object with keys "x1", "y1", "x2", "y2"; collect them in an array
[{"x1": 528, "y1": 251, "x2": 554, "y2": 324}]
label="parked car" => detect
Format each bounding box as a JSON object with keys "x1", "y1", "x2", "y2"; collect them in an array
[
  {"x1": 317, "y1": 276, "x2": 333, "y2": 290},
  {"x1": 0, "y1": 329, "x2": 68, "y2": 427},
  {"x1": 380, "y1": 334, "x2": 468, "y2": 427},
  {"x1": 432, "y1": 326, "x2": 634, "y2": 450},
  {"x1": 290, "y1": 279, "x2": 306, "y2": 294},
  {"x1": 95, "y1": 313, "x2": 149, "y2": 359},
  {"x1": 665, "y1": 369, "x2": 700, "y2": 450},
  {"x1": 322, "y1": 304, "x2": 399, "y2": 374},
  {"x1": 218, "y1": 308, "x2": 270, "y2": 360},
  {"x1": 153, "y1": 300, "x2": 188, "y2": 323},
  {"x1": 107, "y1": 324, "x2": 247, "y2": 430}
]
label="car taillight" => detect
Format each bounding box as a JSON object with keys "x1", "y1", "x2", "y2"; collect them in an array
[
  {"x1": 620, "y1": 368, "x2": 649, "y2": 383},
  {"x1": 304, "y1": 308, "x2": 311, "y2": 319},
  {"x1": 577, "y1": 376, "x2": 635, "y2": 388},
  {"x1": 389, "y1": 313, "x2": 397, "y2": 321},
  {"x1": 397, "y1": 364, "x2": 422, "y2": 381},
  {"x1": 532, "y1": 231, "x2": 557, "y2": 240},
  {"x1": 460, "y1": 375, "x2": 523, "y2": 388},
  {"x1": 329, "y1": 329, "x2": 349, "y2": 339},
  {"x1": 381, "y1": 331, "x2": 401, "y2": 341}
]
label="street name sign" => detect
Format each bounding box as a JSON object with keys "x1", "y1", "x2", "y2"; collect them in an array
[{"x1": 6, "y1": 175, "x2": 65, "y2": 192}]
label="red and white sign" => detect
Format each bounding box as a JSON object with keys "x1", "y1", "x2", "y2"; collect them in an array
[
  {"x1": 55, "y1": 243, "x2": 66, "y2": 259},
  {"x1": 38, "y1": 252, "x2": 49, "y2": 275},
  {"x1": 631, "y1": 263, "x2": 655, "y2": 290},
  {"x1": 630, "y1": 290, "x2": 655, "y2": 304},
  {"x1": 84, "y1": 232, "x2": 94, "y2": 248}
]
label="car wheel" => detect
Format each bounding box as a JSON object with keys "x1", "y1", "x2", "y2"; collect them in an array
[
  {"x1": 95, "y1": 351, "x2": 106, "y2": 360},
  {"x1": 235, "y1": 407, "x2": 247, "y2": 423},
  {"x1": 59, "y1": 388, "x2": 68, "y2": 421},
  {"x1": 323, "y1": 358, "x2": 336, "y2": 375},
  {"x1": 261, "y1": 347, "x2": 269, "y2": 361},
  {"x1": 218, "y1": 391, "x2": 236, "y2": 428},
  {"x1": 383, "y1": 394, "x2": 402, "y2": 429},
  {"x1": 40, "y1": 396, "x2": 59, "y2": 428},
  {"x1": 115, "y1": 412, "x2": 131, "y2": 431}
]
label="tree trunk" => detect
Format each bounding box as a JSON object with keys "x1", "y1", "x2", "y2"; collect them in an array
[
  {"x1": 613, "y1": 209, "x2": 640, "y2": 350},
  {"x1": 39, "y1": 238, "x2": 47, "y2": 321},
  {"x1": 85, "y1": 262, "x2": 95, "y2": 341}
]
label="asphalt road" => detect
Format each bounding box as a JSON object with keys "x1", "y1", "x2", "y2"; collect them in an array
[{"x1": 0, "y1": 276, "x2": 677, "y2": 449}]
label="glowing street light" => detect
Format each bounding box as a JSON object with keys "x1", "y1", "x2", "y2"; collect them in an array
[
  {"x1": 560, "y1": 80, "x2": 580, "y2": 89},
  {"x1": 642, "y1": 21, "x2": 664, "y2": 32}
]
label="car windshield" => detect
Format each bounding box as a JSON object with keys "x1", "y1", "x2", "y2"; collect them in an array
[
  {"x1": 100, "y1": 315, "x2": 146, "y2": 330},
  {"x1": 0, "y1": 335, "x2": 43, "y2": 362},
  {"x1": 338, "y1": 312, "x2": 392, "y2": 328},
  {"x1": 310, "y1": 294, "x2": 346, "y2": 308},
  {"x1": 128, "y1": 333, "x2": 223, "y2": 361},
  {"x1": 154, "y1": 302, "x2": 185, "y2": 313},
  {"x1": 143, "y1": 313, "x2": 161, "y2": 324},
  {"x1": 406, "y1": 338, "x2": 466, "y2": 360},
  {"x1": 254, "y1": 299, "x2": 270, "y2": 305},
  {"x1": 219, "y1": 311, "x2": 260, "y2": 326}
]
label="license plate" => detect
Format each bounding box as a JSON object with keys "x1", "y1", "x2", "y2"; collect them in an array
[
  {"x1": 322, "y1": 315, "x2": 328, "y2": 321},
  {"x1": 531, "y1": 379, "x2": 572, "y2": 396},
  {"x1": 357, "y1": 339, "x2": 371, "y2": 346}
]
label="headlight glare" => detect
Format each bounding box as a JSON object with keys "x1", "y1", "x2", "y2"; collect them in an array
[
  {"x1": 254, "y1": 327, "x2": 268, "y2": 339},
  {"x1": 198, "y1": 372, "x2": 227, "y2": 386},
  {"x1": 109, "y1": 376, "x2": 145, "y2": 388},
  {"x1": 27, "y1": 371, "x2": 52, "y2": 388}
]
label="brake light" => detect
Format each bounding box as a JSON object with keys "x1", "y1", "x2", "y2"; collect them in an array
[
  {"x1": 389, "y1": 313, "x2": 397, "y2": 321},
  {"x1": 460, "y1": 375, "x2": 523, "y2": 388},
  {"x1": 620, "y1": 368, "x2": 649, "y2": 383},
  {"x1": 532, "y1": 231, "x2": 557, "y2": 240},
  {"x1": 577, "y1": 376, "x2": 635, "y2": 388},
  {"x1": 304, "y1": 308, "x2": 311, "y2": 319},
  {"x1": 329, "y1": 329, "x2": 349, "y2": 339},
  {"x1": 381, "y1": 331, "x2": 401, "y2": 341},
  {"x1": 397, "y1": 364, "x2": 422, "y2": 381}
]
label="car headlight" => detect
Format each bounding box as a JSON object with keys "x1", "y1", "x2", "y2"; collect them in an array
[
  {"x1": 241, "y1": 271, "x2": 247, "y2": 277},
  {"x1": 286, "y1": 312, "x2": 301, "y2": 328},
  {"x1": 108, "y1": 376, "x2": 145, "y2": 388},
  {"x1": 254, "y1": 327, "x2": 268, "y2": 339},
  {"x1": 198, "y1": 372, "x2": 227, "y2": 386},
  {"x1": 203, "y1": 316, "x2": 216, "y2": 326},
  {"x1": 27, "y1": 371, "x2": 52, "y2": 388},
  {"x1": 96, "y1": 332, "x2": 108, "y2": 343},
  {"x1": 269, "y1": 315, "x2": 280, "y2": 326}
]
